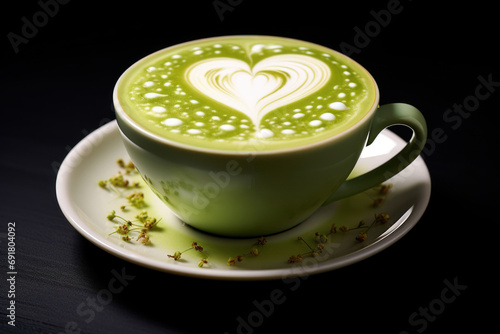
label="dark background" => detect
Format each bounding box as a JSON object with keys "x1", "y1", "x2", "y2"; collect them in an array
[{"x1": 0, "y1": 0, "x2": 496, "y2": 333}]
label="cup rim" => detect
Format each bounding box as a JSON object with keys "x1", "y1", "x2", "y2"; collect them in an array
[{"x1": 113, "y1": 35, "x2": 380, "y2": 156}]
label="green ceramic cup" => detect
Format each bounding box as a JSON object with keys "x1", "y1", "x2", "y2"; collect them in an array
[{"x1": 113, "y1": 37, "x2": 427, "y2": 237}]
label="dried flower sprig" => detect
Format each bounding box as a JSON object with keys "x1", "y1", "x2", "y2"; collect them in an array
[
  {"x1": 370, "y1": 183, "x2": 393, "y2": 208},
  {"x1": 287, "y1": 236, "x2": 326, "y2": 263},
  {"x1": 167, "y1": 242, "x2": 208, "y2": 267},
  {"x1": 106, "y1": 208, "x2": 161, "y2": 245},
  {"x1": 98, "y1": 159, "x2": 140, "y2": 190},
  {"x1": 288, "y1": 212, "x2": 390, "y2": 264},
  {"x1": 227, "y1": 236, "x2": 267, "y2": 266},
  {"x1": 116, "y1": 158, "x2": 137, "y2": 174}
]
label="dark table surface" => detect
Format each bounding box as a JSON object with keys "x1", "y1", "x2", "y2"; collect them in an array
[{"x1": 1, "y1": 1, "x2": 496, "y2": 333}]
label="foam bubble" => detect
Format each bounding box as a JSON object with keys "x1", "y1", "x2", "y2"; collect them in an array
[
  {"x1": 143, "y1": 81, "x2": 155, "y2": 87},
  {"x1": 348, "y1": 82, "x2": 357, "y2": 88},
  {"x1": 329, "y1": 102, "x2": 347, "y2": 110},
  {"x1": 187, "y1": 129, "x2": 202, "y2": 134},
  {"x1": 293, "y1": 113, "x2": 305, "y2": 119},
  {"x1": 320, "y1": 113, "x2": 336, "y2": 121},
  {"x1": 282, "y1": 129, "x2": 296, "y2": 135},
  {"x1": 309, "y1": 120, "x2": 322, "y2": 127},
  {"x1": 251, "y1": 44, "x2": 265, "y2": 53},
  {"x1": 145, "y1": 93, "x2": 167, "y2": 99},
  {"x1": 257, "y1": 129, "x2": 274, "y2": 138},
  {"x1": 338, "y1": 93, "x2": 346, "y2": 98},
  {"x1": 162, "y1": 118, "x2": 183, "y2": 126},
  {"x1": 195, "y1": 111, "x2": 205, "y2": 116},
  {"x1": 220, "y1": 124, "x2": 235, "y2": 131},
  {"x1": 152, "y1": 106, "x2": 166, "y2": 113}
]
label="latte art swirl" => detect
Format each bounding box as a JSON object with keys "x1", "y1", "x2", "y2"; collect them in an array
[{"x1": 185, "y1": 55, "x2": 331, "y2": 129}]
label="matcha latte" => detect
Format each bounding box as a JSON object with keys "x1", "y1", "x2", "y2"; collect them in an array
[{"x1": 116, "y1": 36, "x2": 377, "y2": 151}]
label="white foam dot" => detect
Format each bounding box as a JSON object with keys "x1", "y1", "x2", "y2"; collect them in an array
[
  {"x1": 146, "y1": 66, "x2": 156, "y2": 72},
  {"x1": 329, "y1": 102, "x2": 348, "y2": 110},
  {"x1": 187, "y1": 129, "x2": 202, "y2": 134},
  {"x1": 164, "y1": 82, "x2": 172, "y2": 87},
  {"x1": 309, "y1": 120, "x2": 322, "y2": 127},
  {"x1": 143, "y1": 81, "x2": 154, "y2": 87},
  {"x1": 152, "y1": 106, "x2": 166, "y2": 113},
  {"x1": 162, "y1": 118, "x2": 183, "y2": 126},
  {"x1": 282, "y1": 129, "x2": 296, "y2": 135},
  {"x1": 251, "y1": 44, "x2": 265, "y2": 53},
  {"x1": 293, "y1": 113, "x2": 305, "y2": 119},
  {"x1": 195, "y1": 111, "x2": 205, "y2": 116},
  {"x1": 220, "y1": 124, "x2": 235, "y2": 131},
  {"x1": 195, "y1": 122, "x2": 205, "y2": 126},
  {"x1": 193, "y1": 50, "x2": 203, "y2": 55},
  {"x1": 172, "y1": 55, "x2": 182, "y2": 59},
  {"x1": 257, "y1": 129, "x2": 274, "y2": 138},
  {"x1": 144, "y1": 93, "x2": 166, "y2": 98},
  {"x1": 190, "y1": 100, "x2": 199, "y2": 104},
  {"x1": 338, "y1": 92, "x2": 346, "y2": 98},
  {"x1": 212, "y1": 116, "x2": 221, "y2": 121},
  {"x1": 320, "y1": 113, "x2": 336, "y2": 121},
  {"x1": 343, "y1": 71, "x2": 351, "y2": 75},
  {"x1": 348, "y1": 82, "x2": 357, "y2": 87},
  {"x1": 214, "y1": 44, "x2": 222, "y2": 48}
]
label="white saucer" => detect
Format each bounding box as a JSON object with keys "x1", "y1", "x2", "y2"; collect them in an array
[{"x1": 56, "y1": 120, "x2": 430, "y2": 280}]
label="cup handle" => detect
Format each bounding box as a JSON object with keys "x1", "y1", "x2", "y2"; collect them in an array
[{"x1": 323, "y1": 103, "x2": 427, "y2": 204}]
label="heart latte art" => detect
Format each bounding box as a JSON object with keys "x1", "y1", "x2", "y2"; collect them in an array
[
  {"x1": 120, "y1": 36, "x2": 375, "y2": 151},
  {"x1": 185, "y1": 55, "x2": 331, "y2": 131}
]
